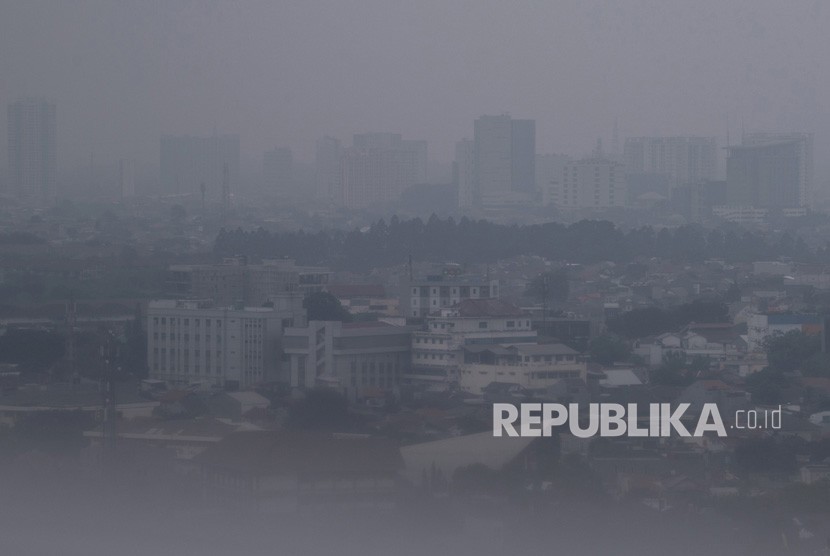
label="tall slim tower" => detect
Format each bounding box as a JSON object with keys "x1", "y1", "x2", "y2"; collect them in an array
[
  {"x1": 7, "y1": 98, "x2": 56, "y2": 204},
  {"x1": 221, "y1": 162, "x2": 230, "y2": 221}
]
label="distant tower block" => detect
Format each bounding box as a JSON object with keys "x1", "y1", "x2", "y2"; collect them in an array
[
  {"x1": 222, "y1": 162, "x2": 230, "y2": 220},
  {"x1": 200, "y1": 181, "x2": 206, "y2": 213},
  {"x1": 119, "y1": 159, "x2": 135, "y2": 198}
]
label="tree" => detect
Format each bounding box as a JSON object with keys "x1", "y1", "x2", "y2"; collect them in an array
[
  {"x1": 650, "y1": 351, "x2": 693, "y2": 386},
  {"x1": 589, "y1": 334, "x2": 631, "y2": 365},
  {"x1": 0, "y1": 329, "x2": 64, "y2": 372},
  {"x1": 764, "y1": 330, "x2": 824, "y2": 375},
  {"x1": 303, "y1": 291, "x2": 353, "y2": 322}
]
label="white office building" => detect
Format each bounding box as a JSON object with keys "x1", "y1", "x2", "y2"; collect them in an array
[{"x1": 148, "y1": 299, "x2": 304, "y2": 390}]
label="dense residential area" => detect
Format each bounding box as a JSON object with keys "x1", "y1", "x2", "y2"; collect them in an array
[
  {"x1": 3, "y1": 3, "x2": 830, "y2": 553},
  {"x1": 4, "y1": 206, "x2": 830, "y2": 553}
]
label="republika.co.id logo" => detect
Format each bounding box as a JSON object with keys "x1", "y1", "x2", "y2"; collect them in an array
[{"x1": 493, "y1": 403, "x2": 782, "y2": 438}]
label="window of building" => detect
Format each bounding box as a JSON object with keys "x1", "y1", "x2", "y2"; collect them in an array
[{"x1": 479, "y1": 322, "x2": 488, "y2": 329}]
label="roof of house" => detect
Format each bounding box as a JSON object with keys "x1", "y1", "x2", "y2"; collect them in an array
[
  {"x1": 512, "y1": 343, "x2": 578, "y2": 356},
  {"x1": 326, "y1": 284, "x2": 387, "y2": 298},
  {"x1": 801, "y1": 377, "x2": 830, "y2": 393},
  {"x1": 599, "y1": 368, "x2": 643, "y2": 387},
  {"x1": 454, "y1": 298, "x2": 526, "y2": 318}
]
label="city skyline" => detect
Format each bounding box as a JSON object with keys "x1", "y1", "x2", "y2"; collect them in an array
[{"x1": 0, "y1": 2, "x2": 828, "y2": 175}]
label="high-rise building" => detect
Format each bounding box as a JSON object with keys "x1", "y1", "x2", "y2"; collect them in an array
[
  {"x1": 7, "y1": 98, "x2": 56, "y2": 204},
  {"x1": 315, "y1": 136, "x2": 342, "y2": 203},
  {"x1": 510, "y1": 119, "x2": 536, "y2": 194},
  {"x1": 263, "y1": 147, "x2": 293, "y2": 192},
  {"x1": 455, "y1": 139, "x2": 474, "y2": 208},
  {"x1": 536, "y1": 154, "x2": 571, "y2": 206},
  {"x1": 623, "y1": 136, "x2": 717, "y2": 190},
  {"x1": 557, "y1": 157, "x2": 626, "y2": 211},
  {"x1": 726, "y1": 139, "x2": 805, "y2": 209},
  {"x1": 119, "y1": 159, "x2": 135, "y2": 198},
  {"x1": 468, "y1": 115, "x2": 536, "y2": 207},
  {"x1": 341, "y1": 133, "x2": 427, "y2": 209},
  {"x1": 160, "y1": 134, "x2": 239, "y2": 200},
  {"x1": 740, "y1": 132, "x2": 814, "y2": 207},
  {"x1": 473, "y1": 115, "x2": 511, "y2": 203}
]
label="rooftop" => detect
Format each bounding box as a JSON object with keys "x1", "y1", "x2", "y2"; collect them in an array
[{"x1": 454, "y1": 298, "x2": 525, "y2": 318}]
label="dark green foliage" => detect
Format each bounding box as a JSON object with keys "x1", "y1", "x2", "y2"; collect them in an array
[
  {"x1": 589, "y1": 334, "x2": 631, "y2": 365},
  {"x1": 764, "y1": 330, "x2": 828, "y2": 375},
  {"x1": 607, "y1": 299, "x2": 730, "y2": 339},
  {"x1": 0, "y1": 328, "x2": 65, "y2": 371},
  {"x1": 745, "y1": 367, "x2": 791, "y2": 404},
  {"x1": 303, "y1": 291, "x2": 353, "y2": 322},
  {"x1": 649, "y1": 350, "x2": 695, "y2": 386},
  {"x1": 214, "y1": 218, "x2": 824, "y2": 271}
]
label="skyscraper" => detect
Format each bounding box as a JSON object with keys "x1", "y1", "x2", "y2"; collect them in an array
[
  {"x1": 741, "y1": 132, "x2": 814, "y2": 208},
  {"x1": 340, "y1": 133, "x2": 427, "y2": 209},
  {"x1": 469, "y1": 114, "x2": 536, "y2": 207},
  {"x1": 119, "y1": 159, "x2": 135, "y2": 198},
  {"x1": 160, "y1": 134, "x2": 239, "y2": 200},
  {"x1": 510, "y1": 119, "x2": 536, "y2": 193},
  {"x1": 315, "y1": 136, "x2": 342, "y2": 203},
  {"x1": 623, "y1": 136, "x2": 718, "y2": 189},
  {"x1": 473, "y1": 115, "x2": 512, "y2": 202},
  {"x1": 558, "y1": 157, "x2": 626, "y2": 211},
  {"x1": 455, "y1": 139, "x2": 474, "y2": 208},
  {"x1": 7, "y1": 98, "x2": 56, "y2": 204},
  {"x1": 726, "y1": 140, "x2": 804, "y2": 209}
]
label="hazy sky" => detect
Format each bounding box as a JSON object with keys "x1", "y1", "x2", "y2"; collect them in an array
[{"x1": 1, "y1": 0, "x2": 828, "y2": 172}]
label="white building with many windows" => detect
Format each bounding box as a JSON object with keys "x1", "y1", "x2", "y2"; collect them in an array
[
  {"x1": 408, "y1": 276, "x2": 499, "y2": 318},
  {"x1": 409, "y1": 299, "x2": 537, "y2": 385},
  {"x1": 147, "y1": 298, "x2": 304, "y2": 390},
  {"x1": 556, "y1": 157, "x2": 626, "y2": 211},
  {"x1": 459, "y1": 343, "x2": 586, "y2": 395}
]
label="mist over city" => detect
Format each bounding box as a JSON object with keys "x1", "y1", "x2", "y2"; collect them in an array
[{"x1": 2, "y1": 2, "x2": 830, "y2": 555}]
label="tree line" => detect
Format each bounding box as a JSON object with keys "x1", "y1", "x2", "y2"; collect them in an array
[{"x1": 214, "y1": 216, "x2": 822, "y2": 270}]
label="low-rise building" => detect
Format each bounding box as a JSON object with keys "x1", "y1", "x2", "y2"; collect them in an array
[
  {"x1": 408, "y1": 299, "x2": 536, "y2": 385},
  {"x1": 147, "y1": 298, "x2": 305, "y2": 390},
  {"x1": 459, "y1": 343, "x2": 586, "y2": 395},
  {"x1": 325, "y1": 284, "x2": 400, "y2": 317},
  {"x1": 282, "y1": 320, "x2": 413, "y2": 401},
  {"x1": 746, "y1": 312, "x2": 821, "y2": 351}
]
